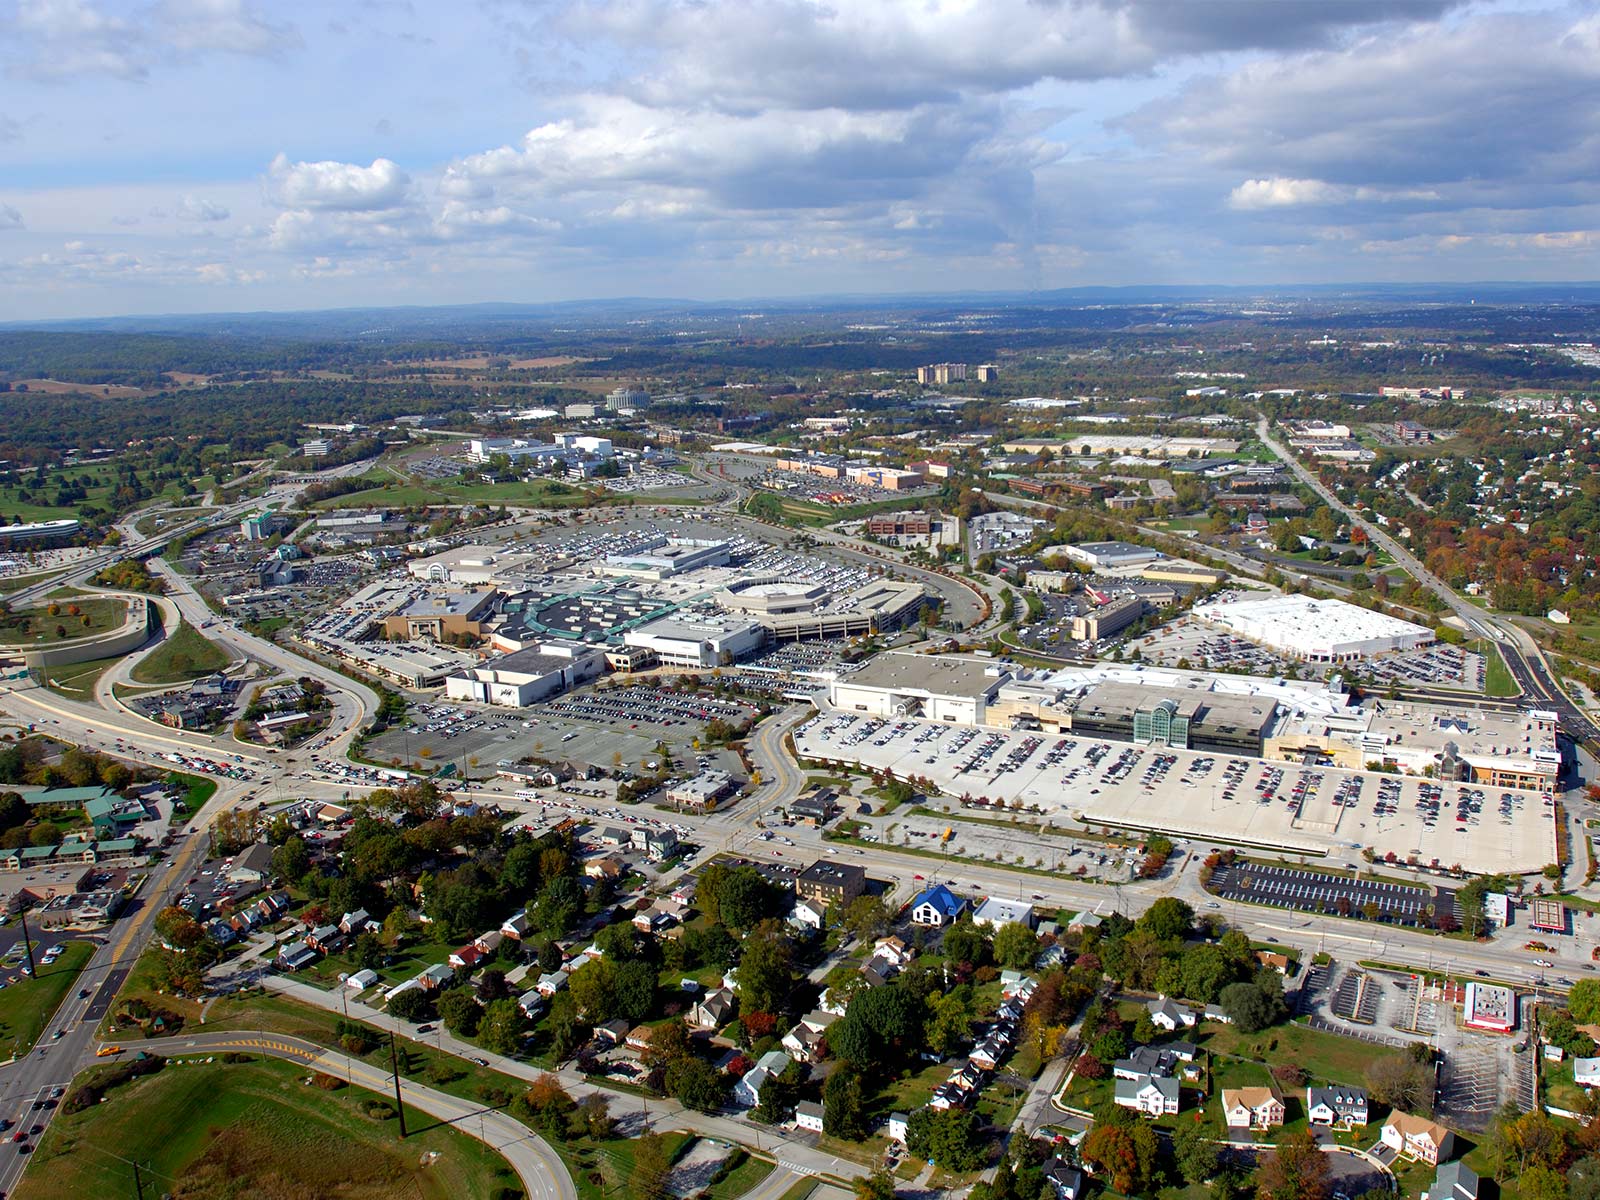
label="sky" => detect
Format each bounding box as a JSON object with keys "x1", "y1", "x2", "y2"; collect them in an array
[{"x1": 0, "y1": 0, "x2": 1598, "y2": 319}]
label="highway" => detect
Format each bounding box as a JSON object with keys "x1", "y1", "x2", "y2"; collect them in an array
[{"x1": 1253, "y1": 415, "x2": 1600, "y2": 748}]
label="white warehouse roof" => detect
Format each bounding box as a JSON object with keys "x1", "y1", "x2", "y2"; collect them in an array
[{"x1": 1193, "y1": 594, "x2": 1434, "y2": 662}]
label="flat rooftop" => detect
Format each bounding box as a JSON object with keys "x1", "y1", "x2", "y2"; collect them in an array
[
  {"x1": 839, "y1": 652, "x2": 1010, "y2": 698},
  {"x1": 401, "y1": 589, "x2": 496, "y2": 618}
]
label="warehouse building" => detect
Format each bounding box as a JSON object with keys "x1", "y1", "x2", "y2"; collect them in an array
[
  {"x1": 1194, "y1": 594, "x2": 1434, "y2": 662},
  {"x1": 1061, "y1": 541, "x2": 1163, "y2": 571},
  {"x1": 599, "y1": 537, "x2": 732, "y2": 580}
]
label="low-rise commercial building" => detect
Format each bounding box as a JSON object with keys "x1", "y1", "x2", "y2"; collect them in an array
[{"x1": 444, "y1": 642, "x2": 606, "y2": 707}]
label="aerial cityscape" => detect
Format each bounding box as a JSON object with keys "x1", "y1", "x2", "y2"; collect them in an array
[{"x1": 2, "y1": 3, "x2": 1600, "y2": 1200}]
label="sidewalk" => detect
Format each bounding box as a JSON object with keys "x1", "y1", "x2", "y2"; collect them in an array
[{"x1": 254, "y1": 974, "x2": 868, "y2": 1183}]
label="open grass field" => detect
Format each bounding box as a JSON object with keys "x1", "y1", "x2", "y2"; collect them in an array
[
  {"x1": 1482, "y1": 642, "x2": 1520, "y2": 697},
  {"x1": 0, "y1": 940, "x2": 92, "y2": 1058},
  {"x1": 310, "y1": 468, "x2": 614, "y2": 511},
  {"x1": 130, "y1": 619, "x2": 230, "y2": 683},
  {"x1": 13, "y1": 1056, "x2": 523, "y2": 1200},
  {"x1": 40, "y1": 654, "x2": 122, "y2": 700},
  {"x1": 0, "y1": 570, "x2": 64, "y2": 595},
  {"x1": 0, "y1": 596, "x2": 129, "y2": 646}
]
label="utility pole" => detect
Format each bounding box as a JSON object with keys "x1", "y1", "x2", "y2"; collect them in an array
[
  {"x1": 18, "y1": 904, "x2": 36, "y2": 978},
  {"x1": 388, "y1": 1030, "x2": 408, "y2": 1138}
]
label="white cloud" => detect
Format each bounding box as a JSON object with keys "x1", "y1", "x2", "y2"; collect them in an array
[
  {"x1": 267, "y1": 154, "x2": 412, "y2": 212},
  {"x1": 1227, "y1": 178, "x2": 1342, "y2": 210},
  {"x1": 0, "y1": 204, "x2": 22, "y2": 230},
  {"x1": 152, "y1": 0, "x2": 298, "y2": 57},
  {"x1": 175, "y1": 194, "x2": 230, "y2": 222}
]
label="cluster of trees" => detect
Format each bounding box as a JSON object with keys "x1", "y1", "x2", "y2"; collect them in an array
[
  {"x1": 1480, "y1": 1097, "x2": 1600, "y2": 1200},
  {"x1": 92, "y1": 557, "x2": 162, "y2": 593}
]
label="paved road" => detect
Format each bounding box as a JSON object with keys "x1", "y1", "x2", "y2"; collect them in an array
[
  {"x1": 112, "y1": 1030, "x2": 575, "y2": 1200},
  {"x1": 1253, "y1": 415, "x2": 1599, "y2": 748}
]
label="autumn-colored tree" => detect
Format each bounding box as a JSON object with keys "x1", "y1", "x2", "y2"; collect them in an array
[{"x1": 1256, "y1": 1129, "x2": 1331, "y2": 1200}]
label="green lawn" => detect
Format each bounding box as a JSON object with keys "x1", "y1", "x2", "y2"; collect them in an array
[
  {"x1": 702, "y1": 1150, "x2": 775, "y2": 1200},
  {"x1": 0, "y1": 939, "x2": 93, "y2": 1058},
  {"x1": 130, "y1": 619, "x2": 230, "y2": 683},
  {"x1": 1195, "y1": 1018, "x2": 1378, "y2": 1088},
  {"x1": 13, "y1": 1055, "x2": 524, "y2": 1200},
  {"x1": 1482, "y1": 642, "x2": 1520, "y2": 697},
  {"x1": 0, "y1": 570, "x2": 64, "y2": 594},
  {"x1": 40, "y1": 654, "x2": 123, "y2": 699},
  {"x1": 0, "y1": 596, "x2": 130, "y2": 646},
  {"x1": 554, "y1": 1130, "x2": 694, "y2": 1200},
  {"x1": 311, "y1": 470, "x2": 611, "y2": 511}
]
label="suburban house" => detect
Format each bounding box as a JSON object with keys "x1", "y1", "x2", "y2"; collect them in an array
[
  {"x1": 734, "y1": 1050, "x2": 792, "y2": 1108},
  {"x1": 536, "y1": 970, "x2": 568, "y2": 997},
  {"x1": 517, "y1": 991, "x2": 547, "y2": 1020},
  {"x1": 790, "y1": 898, "x2": 827, "y2": 931},
  {"x1": 910, "y1": 884, "x2": 967, "y2": 927},
  {"x1": 1381, "y1": 1113, "x2": 1457, "y2": 1165},
  {"x1": 1114, "y1": 1073, "x2": 1181, "y2": 1117},
  {"x1": 448, "y1": 944, "x2": 484, "y2": 970},
  {"x1": 886, "y1": 1113, "x2": 909, "y2": 1143},
  {"x1": 1042, "y1": 1158, "x2": 1085, "y2": 1200},
  {"x1": 306, "y1": 924, "x2": 343, "y2": 954},
  {"x1": 1148, "y1": 996, "x2": 1197, "y2": 1032},
  {"x1": 345, "y1": 968, "x2": 378, "y2": 991},
  {"x1": 594, "y1": 1019, "x2": 630, "y2": 1047},
  {"x1": 275, "y1": 941, "x2": 317, "y2": 971},
  {"x1": 1424, "y1": 1162, "x2": 1481, "y2": 1200},
  {"x1": 1575, "y1": 1057, "x2": 1600, "y2": 1088},
  {"x1": 795, "y1": 1100, "x2": 825, "y2": 1133},
  {"x1": 781, "y1": 1012, "x2": 837, "y2": 1063},
  {"x1": 1221, "y1": 1086, "x2": 1285, "y2": 1131},
  {"x1": 417, "y1": 963, "x2": 455, "y2": 990},
  {"x1": 339, "y1": 908, "x2": 373, "y2": 934},
  {"x1": 690, "y1": 987, "x2": 737, "y2": 1031},
  {"x1": 1307, "y1": 1086, "x2": 1369, "y2": 1129},
  {"x1": 873, "y1": 935, "x2": 916, "y2": 968},
  {"x1": 1114, "y1": 1044, "x2": 1202, "y2": 1084}
]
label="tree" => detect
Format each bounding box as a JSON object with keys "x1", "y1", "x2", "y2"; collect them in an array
[
  {"x1": 664, "y1": 1057, "x2": 727, "y2": 1113},
  {"x1": 831, "y1": 984, "x2": 926, "y2": 1069},
  {"x1": 641, "y1": 1017, "x2": 693, "y2": 1070},
  {"x1": 843, "y1": 895, "x2": 891, "y2": 942},
  {"x1": 992, "y1": 922, "x2": 1039, "y2": 971},
  {"x1": 479, "y1": 998, "x2": 529, "y2": 1056},
  {"x1": 942, "y1": 918, "x2": 990, "y2": 968},
  {"x1": 1138, "y1": 897, "x2": 1193, "y2": 942},
  {"x1": 1572, "y1": 979, "x2": 1600, "y2": 1024},
  {"x1": 438, "y1": 987, "x2": 482, "y2": 1038},
  {"x1": 1172, "y1": 1121, "x2": 1219, "y2": 1185},
  {"x1": 1255, "y1": 1129, "x2": 1330, "y2": 1200},
  {"x1": 1364, "y1": 1054, "x2": 1434, "y2": 1115},
  {"x1": 1218, "y1": 980, "x2": 1284, "y2": 1033},
  {"x1": 905, "y1": 1108, "x2": 984, "y2": 1171},
  {"x1": 476, "y1": 967, "x2": 512, "y2": 1003},
  {"x1": 737, "y1": 922, "x2": 796, "y2": 1016},
  {"x1": 1081, "y1": 1122, "x2": 1158, "y2": 1196},
  {"x1": 926, "y1": 990, "x2": 975, "y2": 1058},
  {"x1": 823, "y1": 1063, "x2": 868, "y2": 1140},
  {"x1": 387, "y1": 986, "x2": 433, "y2": 1023},
  {"x1": 854, "y1": 1172, "x2": 896, "y2": 1200},
  {"x1": 1522, "y1": 1166, "x2": 1570, "y2": 1200},
  {"x1": 630, "y1": 1132, "x2": 673, "y2": 1200}
]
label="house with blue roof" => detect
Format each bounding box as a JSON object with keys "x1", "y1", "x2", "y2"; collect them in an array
[{"x1": 910, "y1": 884, "x2": 967, "y2": 928}]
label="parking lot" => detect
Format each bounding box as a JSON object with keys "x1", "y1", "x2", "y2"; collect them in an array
[
  {"x1": 795, "y1": 709, "x2": 1555, "y2": 875},
  {"x1": 1208, "y1": 862, "x2": 1457, "y2": 929},
  {"x1": 365, "y1": 691, "x2": 750, "y2": 781}
]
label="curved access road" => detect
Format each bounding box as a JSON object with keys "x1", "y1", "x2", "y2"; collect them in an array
[{"x1": 112, "y1": 1031, "x2": 574, "y2": 1200}]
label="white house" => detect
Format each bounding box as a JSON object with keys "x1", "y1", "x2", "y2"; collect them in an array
[
  {"x1": 1576, "y1": 1057, "x2": 1600, "y2": 1088},
  {"x1": 1148, "y1": 996, "x2": 1198, "y2": 1032},
  {"x1": 1307, "y1": 1086, "x2": 1369, "y2": 1129},
  {"x1": 973, "y1": 897, "x2": 1035, "y2": 930},
  {"x1": 1114, "y1": 1073, "x2": 1180, "y2": 1117},
  {"x1": 795, "y1": 1100, "x2": 825, "y2": 1133},
  {"x1": 886, "y1": 1113, "x2": 910, "y2": 1143},
  {"x1": 1221, "y1": 1086, "x2": 1284, "y2": 1131}
]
